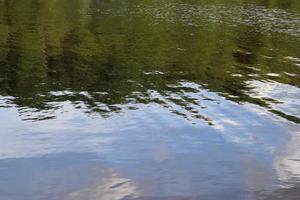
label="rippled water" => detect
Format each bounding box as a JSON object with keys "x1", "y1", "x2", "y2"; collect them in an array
[{"x1": 0, "y1": 0, "x2": 300, "y2": 199}]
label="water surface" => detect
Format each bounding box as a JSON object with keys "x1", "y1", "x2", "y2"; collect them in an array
[{"x1": 0, "y1": 0, "x2": 300, "y2": 199}]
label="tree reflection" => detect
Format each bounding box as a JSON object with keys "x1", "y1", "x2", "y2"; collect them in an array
[{"x1": 0, "y1": 0, "x2": 299, "y2": 123}]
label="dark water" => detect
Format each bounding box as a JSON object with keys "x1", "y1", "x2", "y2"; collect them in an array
[{"x1": 0, "y1": 0, "x2": 300, "y2": 199}]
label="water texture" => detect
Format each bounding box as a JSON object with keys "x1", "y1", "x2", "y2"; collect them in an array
[{"x1": 0, "y1": 0, "x2": 299, "y2": 199}]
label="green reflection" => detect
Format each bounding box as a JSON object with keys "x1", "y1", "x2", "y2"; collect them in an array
[{"x1": 0, "y1": 0, "x2": 299, "y2": 123}]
